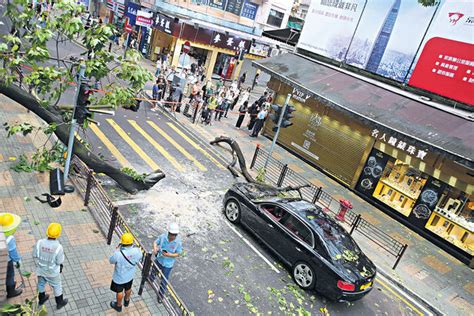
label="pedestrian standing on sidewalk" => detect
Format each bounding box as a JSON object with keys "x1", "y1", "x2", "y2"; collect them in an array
[
  {"x1": 216, "y1": 78, "x2": 224, "y2": 93},
  {"x1": 251, "y1": 71, "x2": 260, "y2": 91},
  {"x1": 32, "y1": 223, "x2": 68, "y2": 309},
  {"x1": 238, "y1": 72, "x2": 247, "y2": 88},
  {"x1": 155, "y1": 57, "x2": 162, "y2": 77},
  {"x1": 247, "y1": 102, "x2": 259, "y2": 130},
  {"x1": 0, "y1": 213, "x2": 23, "y2": 298},
  {"x1": 251, "y1": 105, "x2": 268, "y2": 137},
  {"x1": 109, "y1": 233, "x2": 143, "y2": 312},
  {"x1": 237, "y1": 87, "x2": 250, "y2": 109},
  {"x1": 152, "y1": 223, "x2": 183, "y2": 303},
  {"x1": 151, "y1": 79, "x2": 160, "y2": 112},
  {"x1": 236, "y1": 100, "x2": 248, "y2": 128},
  {"x1": 171, "y1": 82, "x2": 183, "y2": 113}
]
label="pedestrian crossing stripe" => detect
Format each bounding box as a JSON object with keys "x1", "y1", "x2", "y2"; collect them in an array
[
  {"x1": 147, "y1": 121, "x2": 207, "y2": 172},
  {"x1": 106, "y1": 119, "x2": 160, "y2": 171},
  {"x1": 167, "y1": 123, "x2": 226, "y2": 170},
  {"x1": 89, "y1": 124, "x2": 131, "y2": 167},
  {"x1": 128, "y1": 120, "x2": 185, "y2": 173}
]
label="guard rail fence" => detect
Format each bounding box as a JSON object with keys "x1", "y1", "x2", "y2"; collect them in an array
[
  {"x1": 69, "y1": 156, "x2": 191, "y2": 315},
  {"x1": 250, "y1": 145, "x2": 408, "y2": 270}
]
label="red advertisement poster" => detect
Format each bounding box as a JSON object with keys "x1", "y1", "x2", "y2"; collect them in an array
[{"x1": 409, "y1": 38, "x2": 474, "y2": 106}]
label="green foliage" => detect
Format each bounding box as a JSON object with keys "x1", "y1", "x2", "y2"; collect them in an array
[
  {"x1": 417, "y1": 0, "x2": 438, "y2": 6},
  {"x1": 0, "y1": 297, "x2": 47, "y2": 316},
  {"x1": 3, "y1": 122, "x2": 34, "y2": 137},
  {"x1": 256, "y1": 168, "x2": 266, "y2": 183},
  {"x1": 12, "y1": 141, "x2": 66, "y2": 172},
  {"x1": 120, "y1": 167, "x2": 147, "y2": 182}
]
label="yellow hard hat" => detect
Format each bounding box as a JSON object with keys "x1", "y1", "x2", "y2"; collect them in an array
[
  {"x1": 121, "y1": 233, "x2": 134, "y2": 245},
  {"x1": 0, "y1": 213, "x2": 21, "y2": 233},
  {"x1": 47, "y1": 223, "x2": 62, "y2": 239}
]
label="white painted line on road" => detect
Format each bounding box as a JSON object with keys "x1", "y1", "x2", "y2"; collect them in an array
[
  {"x1": 376, "y1": 272, "x2": 433, "y2": 316},
  {"x1": 224, "y1": 220, "x2": 280, "y2": 274},
  {"x1": 114, "y1": 199, "x2": 144, "y2": 206}
]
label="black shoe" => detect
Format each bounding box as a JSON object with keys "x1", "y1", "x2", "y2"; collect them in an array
[
  {"x1": 110, "y1": 301, "x2": 122, "y2": 312},
  {"x1": 6, "y1": 285, "x2": 22, "y2": 298},
  {"x1": 124, "y1": 299, "x2": 130, "y2": 307},
  {"x1": 38, "y1": 292, "x2": 50, "y2": 305},
  {"x1": 55, "y1": 295, "x2": 68, "y2": 310}
]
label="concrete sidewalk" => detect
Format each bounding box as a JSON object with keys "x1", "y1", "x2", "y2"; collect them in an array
[
  {"x1": 161, "y1": 84, "x2": 474, "y2": 315},
  {"x1": 0, "y1": 95, "x2": 166, "y2": 315}
]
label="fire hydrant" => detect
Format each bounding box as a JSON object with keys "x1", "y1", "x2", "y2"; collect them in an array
[{"x1": 335, "y1": 199, "x2": 352, "y2": 222}]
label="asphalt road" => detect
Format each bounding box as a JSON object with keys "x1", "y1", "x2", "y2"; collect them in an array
[{"x1": 0, "y1": 9, "x2": 433, "y2": 315}]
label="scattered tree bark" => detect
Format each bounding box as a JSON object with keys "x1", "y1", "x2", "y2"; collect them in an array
[{"x1": 0, "y1": 84, "x2": 165, "y2": 194}]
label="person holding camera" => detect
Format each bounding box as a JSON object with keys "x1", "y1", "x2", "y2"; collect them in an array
[
  {"x1": 32, "y1": 223, "x2": 68, "y2": 309},
  {"x1": 109, "y1": 233, "x2": 143, "y2": 312},
  {"x1": 152, "y1": 223, "x2": 183, "y2": 303}
]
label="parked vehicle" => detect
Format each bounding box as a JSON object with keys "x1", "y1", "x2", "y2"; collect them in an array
[{"x1": 223, "y1": 183, "x2": 376, "y2": 301}]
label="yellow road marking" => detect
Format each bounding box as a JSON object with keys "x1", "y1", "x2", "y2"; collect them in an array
[
  {"x1": 128, "y1": 120, "x2": 184, "y2": 172},
  {"x1": 106, "y1": 119, "x2": 159, "y2": 170},
  {"x1": 167, "y1": 123, "x2": 226, "y2": 170},
  {"x1": 376, "y1": 279, "x2": 425, "y2": 316},
  {"x1": 147, "y1": 121, "x2": 207, "y2": 172},
  {"x1": 89, "y1": 124, "x2": 131, "y2": 167},
  {"x1": 193, "y1": 123, "x2": 215, "y2": 142}
]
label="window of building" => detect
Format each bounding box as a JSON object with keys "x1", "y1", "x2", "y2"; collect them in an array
[{"x1": 267, "y1": 9, "x2": 284, "y2": 27}]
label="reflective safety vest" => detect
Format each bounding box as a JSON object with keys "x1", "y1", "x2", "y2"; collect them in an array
[{"x1": 34, "y1": 239, "x2": 64, "y2": 278}]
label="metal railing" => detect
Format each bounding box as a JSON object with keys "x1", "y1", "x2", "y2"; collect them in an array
[
  {"x1": 250, "y1": 145, "x2": 408, "y2": 270},
  {"x1": 70, "y1": 156, "x2": 191, "y2": 315}
]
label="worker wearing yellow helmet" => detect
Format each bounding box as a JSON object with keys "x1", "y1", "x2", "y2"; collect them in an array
[
  {"x1": 32, "y1": 223, "x2": 68, "y2": 309},
  {"x1": 109, "y1": 232, "x2": 143, "y2": 312},
  {"x1": 0, "y1": 212, "x2": 23, "y2": 298}
]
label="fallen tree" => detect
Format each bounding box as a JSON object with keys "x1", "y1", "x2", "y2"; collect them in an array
[{"x1": 0, "y1": 0, "x2": 163, "y2": 193}]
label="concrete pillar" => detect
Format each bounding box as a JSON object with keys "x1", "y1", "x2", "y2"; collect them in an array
[
  {"x1": 0, "y1": 233, "x2": 8, "y2": 302},
  {"x1": 171, "y1": 39, "x2": 184, "y2": 68},
  {"x1": 205, "y1": 49, "x2": 219, "y2": 81}
]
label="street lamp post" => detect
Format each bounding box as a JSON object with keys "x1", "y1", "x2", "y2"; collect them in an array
[
  {"x1": 63, "y1": 63, "x2": 86, "y2": 193},
  {"x1": 264, "y1": 93, "x2": 291, "y2": 172}
]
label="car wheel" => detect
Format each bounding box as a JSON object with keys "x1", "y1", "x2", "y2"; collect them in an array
[
  {"x1": 293, "y1": 262, "x2": 316, "y2": 290},
  {"x1": 225, "y1": 199, "x2": 241, "y2": 223}
]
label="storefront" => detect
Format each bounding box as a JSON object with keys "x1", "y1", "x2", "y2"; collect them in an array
[{"x1": 255, "y1": 53, "x2": 474, "y2": 266}]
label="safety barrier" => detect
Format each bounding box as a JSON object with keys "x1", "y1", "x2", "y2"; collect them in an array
[
  {"x1": 250, "y1": 145, "x2": 408, "y2": 270},
  {"x1": 69, "y1": 156, "x2": 191, "y2": 315}
]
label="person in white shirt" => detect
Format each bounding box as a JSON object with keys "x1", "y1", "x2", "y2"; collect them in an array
[{"x1": 251, "y1": 105, "x2": 268, "y2": 137}]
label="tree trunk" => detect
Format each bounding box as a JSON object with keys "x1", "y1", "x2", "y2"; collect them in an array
[{"x1": 0, "y1": 84, "x2": 165, "y2": 194}]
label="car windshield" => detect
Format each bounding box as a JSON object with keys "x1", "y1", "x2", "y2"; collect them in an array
[{"x1": 301, "y1": 209, "x2": 361, "y2": 263}]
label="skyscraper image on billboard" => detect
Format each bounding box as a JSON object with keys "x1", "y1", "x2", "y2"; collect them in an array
[{"x1": 344, "y1": 0, "x2": 437, "y2": 81}]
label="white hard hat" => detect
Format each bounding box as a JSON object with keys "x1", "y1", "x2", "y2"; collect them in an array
[{"x1": 168, "y1": 222, "x2": 179, "y2": 234}]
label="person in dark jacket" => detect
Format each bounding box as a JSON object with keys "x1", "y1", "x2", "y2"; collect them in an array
[
  {"x1": 247, "y1": 102, "x2": 259, "y2": 130},
  {"x1": 236, "y1": 101, "x2": 248, "y2": 128}
]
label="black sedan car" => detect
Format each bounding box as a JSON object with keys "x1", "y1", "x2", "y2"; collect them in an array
[{"x1": 223, "y1": 183, "x2": 376, "y2": 301}]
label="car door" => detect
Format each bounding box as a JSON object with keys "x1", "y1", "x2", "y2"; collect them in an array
[
  {"x1": 272, "y1": 213, "x2": 315, "y2": 266},
  {"x1": 244, "y1": 202, "x2": 280, "y2": 239}
]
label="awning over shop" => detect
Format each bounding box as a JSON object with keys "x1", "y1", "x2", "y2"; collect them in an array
[
  {"x1": 254, "y1": 53, "x2": 474, "y2": 165},
  {"x1": 262, "y1": 28, "x2": 300, "y2": 46}
]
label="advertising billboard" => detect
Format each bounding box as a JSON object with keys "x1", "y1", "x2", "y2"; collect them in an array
[
  {"x1": 408, "y1": 0, "x2": 474, "y2": 106},
  {"x1": 297, "y1": 0, "x2": 366, "y2": 61},
  {"x1": 345, "y1": 0, "x2": 438, "y2": 82}
]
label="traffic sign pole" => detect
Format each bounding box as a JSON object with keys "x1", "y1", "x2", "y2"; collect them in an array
[{"x1": 264, "y1": 93, "x2": 291, "y2": 174}]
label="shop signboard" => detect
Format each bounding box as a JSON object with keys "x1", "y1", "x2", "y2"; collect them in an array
[
  {"x1": 249, "y1": 42, "x2": 270, "y2": 57},
  {"x1": 210, "y1": 32, "x2": 250, "y2": 51},
  {"x1": 154, "y1": 13, "x2": 174, "y2": 35},
  {"x1": 136, "y1": 9, "x2": 153, "y2": 28},
  {"x1": 241, "y1": 0, "x2": 258, "y2": 20},
  {"x1": 408, "y1": 177, "x2": 447, "y2": 228},
  {"x1": 125, "y1": 1, "x2": 140, "y2": 26},
  {"x1": 225, "y1": 0, "x2": 244, "y2": 16},
  {"x1": 408, "y1": 0, "x2": 474, "y2": 106},
  {"x1": 371, "y1": 129, "x2": 429, "y2": 161},
  {"x1": 355, "y1": 148, "x2": 395, "y2": 197},
  {"x1": 208, "y1": 0, "x2": 227, "y2": 10},
  {"x1": 297, "y1": 0, "x2": 366, "y2": 61},
  {"x1": 107, "y1": 0, "x2": 125, "y2": 17}
]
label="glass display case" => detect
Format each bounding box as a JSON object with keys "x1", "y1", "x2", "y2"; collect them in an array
[
  {"x1": 372, "y1": 160, "x2": 428, "y2": 217},
  {"x1": 425, "y1": 188, "x2": 473, "y2": 255}
]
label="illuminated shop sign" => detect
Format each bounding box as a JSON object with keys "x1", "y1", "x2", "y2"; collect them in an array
[{"x1": 371, "y1": 129, "x2": 428, "y2": 160}]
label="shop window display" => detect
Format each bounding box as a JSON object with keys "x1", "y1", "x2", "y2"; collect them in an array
[
  {"x1": 372, "y1": 160, "x2": 428, "y2": 217},
  {"x1": 425, "y1": 189, "x2": 473, "y2": 255}
]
